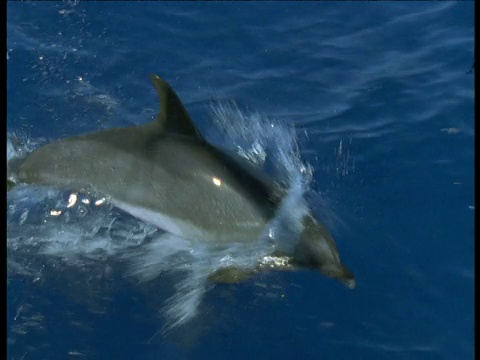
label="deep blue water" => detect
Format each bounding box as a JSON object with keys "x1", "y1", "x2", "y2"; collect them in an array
[{"x1": 7, "y1": 2, "x2": 474, "y2": 360}]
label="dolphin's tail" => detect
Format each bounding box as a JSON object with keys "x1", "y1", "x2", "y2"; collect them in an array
[
  {"x1": 7, "y1": 179, "x2": 16, "y2": 191},
  {"x1": 7, "y1": 156, "x2": 24, "y2": 191}
]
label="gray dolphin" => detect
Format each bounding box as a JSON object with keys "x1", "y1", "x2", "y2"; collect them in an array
[{"x1": 9, "y1": 74, "x2": 355, "y2": 288}]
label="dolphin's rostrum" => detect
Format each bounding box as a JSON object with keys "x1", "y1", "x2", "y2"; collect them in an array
[{"x1": 12, "y1": 74, "x2": 355, "y2": 289}]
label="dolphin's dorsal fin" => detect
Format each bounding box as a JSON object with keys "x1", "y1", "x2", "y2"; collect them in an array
[{"x1": 150, "y1": 74, "x2": 204, "y2": 140}]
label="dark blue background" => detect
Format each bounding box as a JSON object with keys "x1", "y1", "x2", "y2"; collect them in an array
[{"x1": 7, "y1": 2, "x2": 474, "y2": 360}]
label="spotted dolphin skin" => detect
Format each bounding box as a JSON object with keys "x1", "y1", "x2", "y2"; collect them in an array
[{"x1": 10, "y1": 74, "x2": 355, "y2": 288}]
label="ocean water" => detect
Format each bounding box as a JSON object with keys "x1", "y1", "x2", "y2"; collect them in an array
[{"x1": 6, "y1": 2, "x2": 474, "y2": 360}]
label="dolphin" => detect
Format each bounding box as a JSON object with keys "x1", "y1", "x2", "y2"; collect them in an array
[{"x1": 9, "y1": 74, "x2": 355, "y2": 288}]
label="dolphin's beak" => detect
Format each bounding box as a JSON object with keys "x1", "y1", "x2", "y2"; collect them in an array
[
  {"x1": 339, "y1": 264, "x2": 356, "y2": 289},
  {"x1": 318, "y1": 262, "x2": 356, "y2": 289},
  {"x1": 342, "y1": 277, "x2": 356, "y2": 289}
]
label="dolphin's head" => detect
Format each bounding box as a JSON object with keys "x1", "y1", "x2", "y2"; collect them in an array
[{"x1": 293, "y1": 215, "x2": 356, "y2": 289}]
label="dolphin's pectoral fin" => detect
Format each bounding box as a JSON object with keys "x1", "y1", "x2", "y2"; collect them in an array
[
  {"x1": 150, "y1": 74, "x2": 205, "y2": 141},
  {"x1": 208, "y1": 267, "x2": 257, "y2": 284}
]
